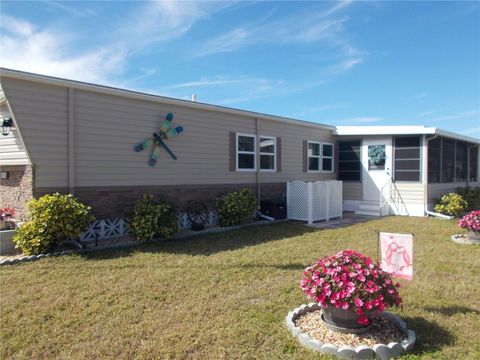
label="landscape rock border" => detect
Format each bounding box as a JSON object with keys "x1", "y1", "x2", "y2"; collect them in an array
[
  {"x1": 286, "y1": 303, "x2": 416, "y2": 360},
  {"x1": 451, "y1": 234, "x2": 480, "y2": 245}
]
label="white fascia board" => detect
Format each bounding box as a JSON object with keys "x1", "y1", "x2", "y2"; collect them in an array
[
  {"x1": 434, "y1": 129, "x2": 480, "y2": 145},
  {"x1": 334, "y1": 126, "x2": 480, "y2": 144},
  {"x1": 334, "y1": 126, "x2": 437, "y2": 136},
  {"x1": 0, "y1": 68, "x2": 335, "y2": 132}
]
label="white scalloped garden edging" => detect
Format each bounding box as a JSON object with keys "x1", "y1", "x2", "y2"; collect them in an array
[{"x1": 286, "y1": 303, "x2": 416, "y2": 360}]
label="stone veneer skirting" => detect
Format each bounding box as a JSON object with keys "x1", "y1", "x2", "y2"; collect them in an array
[
  {"x1": 35, "y1": 182, "x2": 286, "y2": 219},
  {"x1": 0, "y1": 165, "x2": 34, "y2": 221}
]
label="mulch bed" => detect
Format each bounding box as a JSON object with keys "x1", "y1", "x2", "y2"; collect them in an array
[{"x1": 294, "y1": 309, "x2": 406, "y2": 348}]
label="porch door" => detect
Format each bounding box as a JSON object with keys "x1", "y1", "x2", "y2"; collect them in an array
[{"x1": 362, "y1": 137, "x2": 393, "y2": 201}]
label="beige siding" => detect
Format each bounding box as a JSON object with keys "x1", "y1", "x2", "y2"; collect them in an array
[
  {"x1": 394, "y1": 182, "x2": 424, "y2": 204},
  {"x1": 342, "y1": 182, "x2": 362, "y2": 201},
  {"x1": 258, "y1": 119, "x2": 336, "y2": 183},
  {"x1": 2, "y1": 78, "x2": 68, "y2": 187},
  {"x1": 2, "y1": 77, "x2": 336, "y2": 188},
  {"x1": 0, "y1": 102, "x2": 29, "y2": 165}
]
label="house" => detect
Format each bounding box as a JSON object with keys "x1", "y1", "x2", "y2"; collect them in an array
[{"x1": 0, "y1": 68, "x2": 479, "y2": 221}]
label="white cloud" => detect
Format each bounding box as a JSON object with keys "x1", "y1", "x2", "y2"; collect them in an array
[
  {"x1": 0, "y1": 15, "x2": 125, "y2": 84},
  {"x1": 0, "y1": 2, "x2": 229, "y2": 85},
  {"x1": 45, "y1": 1, "x2": 97, "y2": 17},
  {"x1": 194, "y1": 2, "x2": 354, "y2": 57}
]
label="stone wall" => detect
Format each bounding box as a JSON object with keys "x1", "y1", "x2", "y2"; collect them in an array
[
  {"x1": 0, "y1": 165, "x2": 34, "y2": 221},
  {"x1": 35, "y1": 182, "x2": 286, "y2": 219}
]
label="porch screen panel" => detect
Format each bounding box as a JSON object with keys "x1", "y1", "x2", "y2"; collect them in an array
[
  {"x1": 427, "y1": 137, "x2": 441, "y2": 183},
  {"x1": 394, "y1": 136, "x2": 421, "y2": 182},
  {"x1": 469, "y1": 146, "x2": 478, "y2": 181},
  {"x1": 442, "y1": 138, "x2": 455, "y2": 182},
  {"x1": 455, "y1": 141, "x2": 468, "y2": 181},
  {"x1": 338, "y1": 141, "x2": 361, "y2": 181}
]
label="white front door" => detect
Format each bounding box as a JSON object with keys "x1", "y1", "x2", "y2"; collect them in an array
[{"x1": 362, "y1": 137, "x2": 393, "y2": 201}]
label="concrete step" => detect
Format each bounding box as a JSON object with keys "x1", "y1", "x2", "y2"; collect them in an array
[
  {"x1": 358, "y1": 203, "x2": 381, "y2": 211},
  {"x1": 355, "y1": 210, "x2": 381, "y2": 217}
]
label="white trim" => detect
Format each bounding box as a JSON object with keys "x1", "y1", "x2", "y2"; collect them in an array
[
  {"x1": 322, "y1": 142, "x2": 334, "y2": 173},
  {"x1": 259, "y1": 135, "x2": 276, "y2": 172},
  {"x1": 335, "y1": 126, "x2": 479, "y2": 144},
  {"x1": 307, "y1": 141, "x2": 321, "y2": 173},
  {"x1": 236, "y1": 133, "x2": 257, "y2": 172},
  {"x1": 0, "y1": 68, "x2": 334, "y2": 132}
]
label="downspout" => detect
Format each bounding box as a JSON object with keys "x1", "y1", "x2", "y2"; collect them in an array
[
  {"x1": 255, "y1": 117, "x2": 261, "y2": 211},
  {"x1": 424, "y1": 134, "x2": 439, "y2": 215},
  {"x1": 68, "y1": 88, "x2": 75, "y2": 194}
]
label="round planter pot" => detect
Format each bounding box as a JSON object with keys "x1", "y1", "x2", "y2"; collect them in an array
[{"x1": 322, "y1": 305, "x2": 372, "y2": 334}]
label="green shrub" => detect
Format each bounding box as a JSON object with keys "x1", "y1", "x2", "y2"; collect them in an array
[
  {"x1": 13, "y1": 193, "x2": 94, "y2": 255},
  {"x1": 434, "y1": 192, "x2": 468, "y2": 218},
  {"x1": 128, "y1": 194, "x2": 178, "y2": 242},
  {"x1": 456, "y1": 186, "x2": 480, "y2": 211},
  {"x1": 215, "y1": 188, "x2": 257, "y2": 227}
]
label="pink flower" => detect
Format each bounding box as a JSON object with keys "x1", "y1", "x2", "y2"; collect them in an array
[
  {"x1": 354, "y1": 298, "x2": 364, "y2": 308},
  {"x1": 358, "y1": 315, "x2": 370, "y2": 325}
]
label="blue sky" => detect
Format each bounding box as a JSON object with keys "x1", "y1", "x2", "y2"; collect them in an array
[{"x1": 1, "y1": 1, "x2": 479, "y2": 137}]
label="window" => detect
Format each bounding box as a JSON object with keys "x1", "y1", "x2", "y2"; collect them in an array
[
  {"x1": 259, "y1": 136, "x2": 276, "y2": 171},
  {"x1": 338, "y1": 141, "x2": 361, "y2": 181},
  {"x1": 322, "y1": 143, "x2": 334, "y2": 172},
  {"x1": 307, "y1": 141, "x2": 321, "y2": 172},
  {"x1": 236, "y1": 133, "x2": 256, "y2": 171},
  {"x1": 394, "y1": 136, "x2": 421, "y2": 182},
  {"x1": 368, "y1": 145, "x2": 386, "y2": 170}
]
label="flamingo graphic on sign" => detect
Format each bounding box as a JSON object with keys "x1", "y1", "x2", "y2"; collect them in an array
[{"x1": 380, "y1": 232, "x2": 413, "y2": 280}]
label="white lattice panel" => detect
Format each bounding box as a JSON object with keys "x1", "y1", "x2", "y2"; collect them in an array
[
  {"x1": 287, "y1": 181, "x2": 343, "y2": 224},
  {"x1": 286, "y1": 181, "x2": 310, "y2": 220},
  {"x1": 78, "y1": 210, "x2": 219, "y2": 242}
]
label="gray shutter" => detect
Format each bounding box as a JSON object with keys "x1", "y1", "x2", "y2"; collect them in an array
[
  {"x1": 229, "y1": 132, "x2": 236, "y2": 171},
  {"x1": 276, "y1": 137, "x2": 282, "y2": 172},
  {"x1": 303, "y1": 140, "x2": 308, "y2": 172}
]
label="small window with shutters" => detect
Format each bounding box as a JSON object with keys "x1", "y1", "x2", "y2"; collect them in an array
[
  {"x1": 307, "y1": 141, "x2": 321, "y2": 172},
  {"x1": 259, "y1": 136, "x2": 276, "y2": 171},
  {"x1": 236, "y1": 133, "x2": 256, "y2": 171}
]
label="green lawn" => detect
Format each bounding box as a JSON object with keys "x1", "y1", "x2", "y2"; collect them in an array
[{"x1": 1, "y1": 217, "x2": 479, "y2": 359}]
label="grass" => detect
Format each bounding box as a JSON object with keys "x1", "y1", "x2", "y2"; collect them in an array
[{"x1": 1, "y1": 216, "x2": 479, "y2": 359}]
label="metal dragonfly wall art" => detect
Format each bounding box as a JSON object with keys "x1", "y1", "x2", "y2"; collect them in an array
[{"x1": 134, "y1": 112, "x2": 184, "y2": 166}]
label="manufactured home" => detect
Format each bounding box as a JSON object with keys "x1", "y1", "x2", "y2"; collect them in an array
[{"x1": 1, "y1": 68, "x2": 479, "y2": 221}]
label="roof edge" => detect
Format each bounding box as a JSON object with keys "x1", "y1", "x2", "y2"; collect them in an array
[
  {"x1": 334, "y1": 126, "x2": 479, "y2": 144},
  {"x1": 0, "y1": 67, "x2": 335, "y2": 131}
]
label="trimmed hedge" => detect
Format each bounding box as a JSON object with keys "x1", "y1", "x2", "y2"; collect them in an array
[
  {"x1": 215, "y1": 188, "x2": 257, "y2": 227},
  {"x1": 13, "y1": 193, "x2": 94, "y2": 255}
]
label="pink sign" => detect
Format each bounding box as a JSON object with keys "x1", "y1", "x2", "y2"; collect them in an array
[{"x1": 380, "y1": 232, "x2": 413, "y2": 280}]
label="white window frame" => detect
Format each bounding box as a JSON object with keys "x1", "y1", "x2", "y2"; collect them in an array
[
  {"x1": 307, "y1": 141, "x2": 322, "y2": 173},
  {"x1": 236, "y1": 133, "x2": 257, "y2": 172},
  {"x1": 322, "y1": 143, "x2": 334, "y2": 173},
  {"x1": 259, "y1": 135, "x2": 276, "y2": 172}
]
